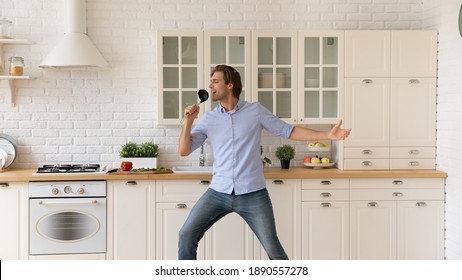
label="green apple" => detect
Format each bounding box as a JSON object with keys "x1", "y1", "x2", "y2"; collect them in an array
[
  {"x1": 308, "y1": 142, "x2": 315, "y2": 147},
  {"x1": 311, "y1": 157, "x2": 321, "y2": 164},
  {"x1": 314, "y1": 142, "x2": 325, "y2": 147},
  {"x1": 321, "y1": 157, "x2": 330, "y2": 164}
]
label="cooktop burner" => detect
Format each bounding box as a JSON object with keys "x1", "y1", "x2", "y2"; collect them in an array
[{"x1": 36, "y1": 164, "x2": 102, "y2": 174}]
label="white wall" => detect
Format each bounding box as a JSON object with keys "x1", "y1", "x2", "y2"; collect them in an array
[
  {"x1": 423, "y1": 0, "x2": 462, "y2": 260},
  {"x1": 0, "y1": 0, "x2": 425, "y2": 169}
]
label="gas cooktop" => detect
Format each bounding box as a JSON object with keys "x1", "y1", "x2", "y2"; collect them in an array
[{"x1": 34, "y1": 164, "x2": 107, "y2": 175}]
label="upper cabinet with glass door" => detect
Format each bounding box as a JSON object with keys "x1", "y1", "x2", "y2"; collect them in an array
[
  {"x1": 298, "y1": 31, "x2": 344, "y2": 124},
  {"x1": 158, "y1": 31, "x2": 204, "y2": 125},
  {"x1": 252, "y1": 31, "x2": 297, "y2": 123},
  {"x1": 205, "y1": 30, "x2": 252, "y2": 111}
]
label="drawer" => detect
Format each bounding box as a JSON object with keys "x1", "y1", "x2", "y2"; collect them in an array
[
  {"x1": 156, "y1": 180, "x2": 210, "y2": 202},
  {"x1": 350, "y1": 188, "x2": 444, "y2": 201},
  {"x1": 390, "y1": 147, "x2": 435, "y2": 158},
  {"x1": 344, "y1": 147, "x2": 389, "y2": 158},
  {"x1": 302, "y1": 178, "x2": 349, "y2": 189},
  {"x1": 302, "y1": 189, "x2": 349, "y2": 201},
  {"x1": 343, "y1": 159, "x2": 389, "y2": 170},
  {"x1": 390, "y1": 159, "x2": 436, "y2": 170},
  {"x1": 350, "y1": 178, "x2": 445, "y2": 189}
]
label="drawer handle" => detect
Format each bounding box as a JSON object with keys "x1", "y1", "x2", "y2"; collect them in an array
[
  {"x1": 361, "y1": 149, "x2": 372, "y2": 155},
  {"x1": 273, "y1": 180, "x2": 284, "y2": 185},
  {"x1": 392, "y1": 192, "x2": 404, "y2": 197},
  {"x1": 392, "y1": 180, "x2": 403, "y2": 185},
  {"x1": 408, "y1": 149, "x2": 420, "y2": 155},
  {"x1": 0, "y1": 183, "x2": 10, "y2": 188},
  {"x1": 320, "y1": 180, "x2": 331, "y2": 185},
  {"x1": 362, "y1": 161, "x2": 372, "y2": 166},
  {"x1": 176, "y1": 203, "x2": 187, "y2": 209},
  {"x1": 362, "y1": 79, "x2": 373, "y2": 84},
  {"x1": 126, "y1": 181, "x2": 138, "y2": 186},
  {"x1": 368, "y1": 202, "x2": 378, "y2": 207},
  {"x1": 416, "y1": 202, "x2": 427, "y2": 207},
  {"x1": 408, "y1": 161, "x2": 420, "y2": 167},
  {"x1": 320, "y1": 192, "x2": 332, "y2": 198},
  {"x1": 321, "y1": 202, "x2": 331, "y2": 207},
  {"x1": 409, "y1": 79, "x2": 420, "y2": 84},
  {"x1": 200, "y1": 180, "x2": 211, "y2": 185}
]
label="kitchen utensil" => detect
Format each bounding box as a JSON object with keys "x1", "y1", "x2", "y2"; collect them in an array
[
  {"x1": 181, "y1": 89, "x2": 209, "y2": 123},
  {"x1": 0, "y1": 134, "x2": 17, "y2": 169}
]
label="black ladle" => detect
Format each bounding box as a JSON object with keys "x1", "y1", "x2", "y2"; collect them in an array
[{"x1": 181, "y1": 89, "x2": 209, "y2": 123}]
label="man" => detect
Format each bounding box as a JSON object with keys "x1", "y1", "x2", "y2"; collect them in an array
[{"x1": 178, "y1": 65, "x2": 351, "y2": 260}]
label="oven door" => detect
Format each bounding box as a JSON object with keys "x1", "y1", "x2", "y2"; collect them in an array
[{"x1": 29, "y1": 197, "x2": 106, "y2": 255}]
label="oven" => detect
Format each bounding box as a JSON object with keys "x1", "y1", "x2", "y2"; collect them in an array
[{"x1": 29, "y1": 181, "x2": 106, "y2": 258}]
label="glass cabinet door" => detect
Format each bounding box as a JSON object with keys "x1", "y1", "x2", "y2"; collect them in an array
[
  {"x1": 205, "y1": 30, "x2": 251, "y2": 111},
  {"x1": 252, "y1": 31, "x2": 297, "y2": 123},
  {"x1": 158, "y1": 31, "x2": 204, "y2": 125},
  {"x1": 298, "y1": 31, "x2": 344, "y2": 124}
]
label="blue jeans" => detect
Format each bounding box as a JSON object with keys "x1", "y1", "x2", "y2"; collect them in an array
[{"x1": 178, "y1": 188, "x2": 288, "y2": 260}]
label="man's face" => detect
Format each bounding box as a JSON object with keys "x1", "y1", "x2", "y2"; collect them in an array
[{"x1": 209, "y1": 71, "x2": 232, "y2": 102}]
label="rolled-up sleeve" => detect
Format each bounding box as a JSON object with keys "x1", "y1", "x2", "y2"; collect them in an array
[
  {"x1": 258, "y1": 103, "x2": 294, "y2": 139},
  {"x1": 190, "y1": 117, "x2": 208, "y2": 152}
]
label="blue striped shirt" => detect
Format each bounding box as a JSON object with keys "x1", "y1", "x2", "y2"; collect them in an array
[{"x1": 190, "y1": 101, "x2": 294, "y2": 195}]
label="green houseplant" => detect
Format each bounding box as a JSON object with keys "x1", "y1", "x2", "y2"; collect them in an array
[
  {"x1": 275, "y1": 144, "x2": 295, "y2": 169},
  {"x1": 119, "y1": 141, "x2": 159, "y2": 169}
]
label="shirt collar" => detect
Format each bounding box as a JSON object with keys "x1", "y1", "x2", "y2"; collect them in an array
[{"x1": 217, "y1": 100, "x2": 245, "y2": 114}]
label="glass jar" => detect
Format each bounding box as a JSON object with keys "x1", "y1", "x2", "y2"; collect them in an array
[
  {"x1": 0, "y1": 18, "x2": 13, "y2": 39},
  {"x1": 9, "y1": 57, "x2": 24, "y2": 76}
]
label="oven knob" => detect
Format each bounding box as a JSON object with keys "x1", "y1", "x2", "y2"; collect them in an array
[
  {"x1": 51, "y1": 188, "x2": 59, "y2": 195},
  {"x1": 77, "y1": 188, "x2": 85, "y2": 195},
  {"x1": 64, "y1": 186, "x2": 72, "y2": 193}
]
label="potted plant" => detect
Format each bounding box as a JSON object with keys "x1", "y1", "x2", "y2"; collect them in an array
[
  {"x1": 119, "y1": 141, "x2": 159, "y2": 169},
  {"x1": 275, "y1": 144, "x2": 295, "y2": 169}
]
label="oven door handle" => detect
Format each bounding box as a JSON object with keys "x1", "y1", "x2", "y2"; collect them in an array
[{"x1": 38, "y1": 200, "x2": 99, "y2": 205}]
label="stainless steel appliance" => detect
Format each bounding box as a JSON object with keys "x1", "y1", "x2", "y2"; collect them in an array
[
  {"x1": 29, "y1": 180, "x2": 106, "y2": 258},
  {"x1": 33, "y1": 163, "x2": 107, "y2": 175}
]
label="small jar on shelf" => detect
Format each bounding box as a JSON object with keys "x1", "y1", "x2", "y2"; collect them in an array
[
  {"x1": 8, "y1": 56, "x2": 24, "y2": 76},
  {"x1": 0, "y1": 18, "x2": 13, "y2": 39}
]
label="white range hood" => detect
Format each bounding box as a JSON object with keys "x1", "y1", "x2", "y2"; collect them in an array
[{"x1": 39, "y1": 0, "x2": 108, "y2": 68}]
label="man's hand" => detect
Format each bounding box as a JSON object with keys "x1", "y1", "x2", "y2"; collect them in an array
[
  {"x1": 183, "y1": 104, "x2": 200, "y2": 123},
  {"x1": 328, "y1": 119, "x2": 351, "y2": 140}
]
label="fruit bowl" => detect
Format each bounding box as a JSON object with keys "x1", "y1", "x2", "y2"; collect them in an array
[{"x1": 304, "y1": 162, "x2": 336, "y2": 168}]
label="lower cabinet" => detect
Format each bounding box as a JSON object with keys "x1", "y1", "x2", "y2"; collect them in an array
[
  {"x1": 0, "y1": 182, "x2": 28, "y2": 260},
  {"x1": 301, "y1": 179, "x2": 350, "y2": 260},
  {"x1": 107, "y1": 180, "x2": 155, "y2": 260},
  {"x1": 350, "y1": 178, "x2": 445, "y2": 260}
]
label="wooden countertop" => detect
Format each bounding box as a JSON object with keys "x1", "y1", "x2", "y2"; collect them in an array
[{"x1": 0, "y1": 167, "x2": 447, "y2": 182}]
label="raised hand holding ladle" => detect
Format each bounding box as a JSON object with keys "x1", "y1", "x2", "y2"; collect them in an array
[{"x1": 181, "y1": 89, "x2": 209, "y2": 124}]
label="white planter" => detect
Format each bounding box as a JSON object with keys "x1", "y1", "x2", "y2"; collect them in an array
[{"x1": 120, "y1": 158, "x2": 157, "y2": 169}]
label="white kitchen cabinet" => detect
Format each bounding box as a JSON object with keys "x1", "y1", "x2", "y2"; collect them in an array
[
  {"x1": 204, "y1": 30, "x2": 252, "y2": 110},
  {"x1": 298, "y1": 31, "x2": 344, "y2": 124},
  {"x1": 350, "y1": 178, "x2": 445, "y2": 260},
  {"x1": 0, "y1": 181, "x2": 28, "y2": 260},
  {"x1": 254, "y1": 179, "x2": 301, "y2": 260},
  {"x1": 157, "y1": 30, "x2": 204, "y2": 125},
  {"x1": 106, "y1": 180, "x2": 155, "y2": 260},
  {"x1": 301, "y1": 179, "x2": 349, "y2": 260},
  {"x1": 252, "y1": 31, "x2": 298, "y2": 123},
  {"x1": 342, "y1": 30, "x2": 437, "y2": 170}
]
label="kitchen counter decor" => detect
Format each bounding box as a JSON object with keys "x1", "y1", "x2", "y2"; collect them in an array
[
  {"x1": 275, "y1": 144, "x2": 295, "y2": 169},
  {"x1": 119, "y1": 141, "x2": 159, "y2": 169}
]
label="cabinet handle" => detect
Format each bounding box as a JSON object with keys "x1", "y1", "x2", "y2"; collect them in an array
[
  {"x1": 362, "y1": 79, "x2": 373, "y2": 84},
  {"x1": 416, "y1": 202, "x2": 427, "y2": 207},
  {"x1": 408, "y1": 149, "x2": 420, "y2": 155},
  {"x1": 321, "y1": 202, "x2": 331, "y2": 207},
  {"x1": 361, "y1": 149, "x2": 372, "y2": 155},
  {"x1": 0, "y1": 183, "x2": 10, "y2": 188},
  {"x1": 368, "y1": 202, "x2": 378, "y2": 207},
  {"x1": 176, "y1": 203, "x2": 187, "y2": 209},
  {"x1": 409, "y1": 79, "x2": 420, "y2": 84},
  {"x1": 408, "y1": 161, "x2": 420, "y2": 167},
  {"x1": 126, "y1": 181, "x2": 138, "y2": 186},
  {"x1": 392, "y1": 180, "x2": 403, "y2": 185},
  {"x1": 361, "y1": 161, "x2": 372, "y2": 166},
  {"x1": 320, "y1": 180, "x2": 331, "y2": 185},
  {"x1": 320, "y1": 192, "x2": 332, "y2": 198},
  {"x1": 200, "y1": 180, "x2": 211, "y2": 185},
  {"x1": 392, "y1": 192, "x2": 404, "y2": 197},
  {"x1": 273, "y1": 180, "x2": 284, "y2": 185}
]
